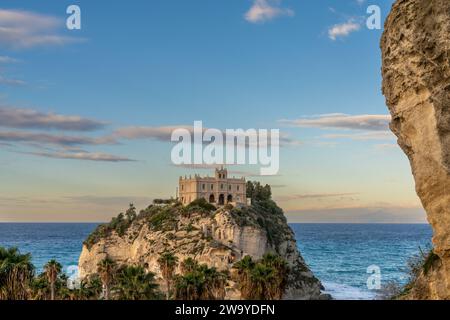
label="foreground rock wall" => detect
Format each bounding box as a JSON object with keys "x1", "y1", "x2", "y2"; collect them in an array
[{"x1": 381, "y1": 0, "x2": 450, "y2": 299}]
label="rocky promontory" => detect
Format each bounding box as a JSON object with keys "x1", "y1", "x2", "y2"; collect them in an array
[
  {"x1": 78, "y1": 195, "x2": 326, "y2": 300},
  {"x1": 381, "y1": 0, "x2": 450, "y2": 299}
]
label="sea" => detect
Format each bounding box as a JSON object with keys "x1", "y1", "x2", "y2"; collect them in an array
[{"x1": 0, "y1": 223, "x2": 432, "y2": 300}]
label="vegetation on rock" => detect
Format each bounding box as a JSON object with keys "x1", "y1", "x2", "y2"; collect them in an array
[
  {"x1": 84, "y1": 204, "x2": 137, "y2": 249},
  {"x1": 378, "y1": 248, "x2": 442, "y2": 300},
  {"x1": 174, "y1": 258, "x2": 228, "y2": 300},
  {"x1": 233, "y1": 253, "x2": 289, "y2": 300}
]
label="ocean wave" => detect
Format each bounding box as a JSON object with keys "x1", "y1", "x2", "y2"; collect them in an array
[{"x1": 322, "y1": 281, "x2": 377, "y2": 300}]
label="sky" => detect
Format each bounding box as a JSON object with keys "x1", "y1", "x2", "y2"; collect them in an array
[{"x1": 0, "y1": 0, "x2": 427, "y2": 223}]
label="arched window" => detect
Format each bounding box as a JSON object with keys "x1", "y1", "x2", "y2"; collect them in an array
[
  {"x1": 227, "y1": 194, "x2": 233, "y2": 203},
  {"x1": 219, "y1": 194, "x2": 225, "y2": 205}
]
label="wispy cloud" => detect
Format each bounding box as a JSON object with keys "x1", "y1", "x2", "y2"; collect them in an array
[
  {"x1": 113, "y1": 125, "x2": 189, "y2": 141},
  {"x1": 22, "y1": 151, "x2": 135, "y2": 162},
  {"x1": 328, "y1": 19, "x2": 361, "y2": 40},
  {"x1": 245, "y1": 0, "x2": 294, "y2": 23},
  {"x1": 276, "y1": 192, "x2": 359, "y2": 202},
  {"x1": 280, "y1": 114, "x2": 391, "y2": 131},
  {"x1": 0, "y1": 106, "x2": 127, "y2": 163},
  {"x1": 321, "y1": 131, "x2": 395, "y2": 141},
  {"x1": 0, "y1": 107, "x2": 106, "y2": 131},
  {"x1": 0, "y1": 75, "x2": 26, "y2": 86},
  {"x1": 0, "y1": 130, "x2": 116, "y2": 147},
  {"x1": 0, "y1": 55, "x2": 19, "y2": 63},
  {"x1": 64, "y1": 195, "x2": 150, "y2": 206},
  {"x1": 0, "y1": 9, "x2": 82, "y2": 49},
  {"x1": 114, "y1": 125, "x2": 300, "y2": 147}
]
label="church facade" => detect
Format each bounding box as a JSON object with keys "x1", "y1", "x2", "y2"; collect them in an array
[{"x1": 178, "y1": 167, "x2": 246, "y2": 206}]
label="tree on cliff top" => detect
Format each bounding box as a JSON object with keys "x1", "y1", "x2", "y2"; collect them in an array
[{"x1": 246, "y1": 181, "x2": 272, "y2": 202}]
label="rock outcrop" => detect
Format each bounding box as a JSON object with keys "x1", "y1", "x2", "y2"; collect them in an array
[
  {"x1": 381, "y1": 0, "x2": 450, "y2": 299},
  {"x1": 78, "y1": 201, "x2": 326, "y2": 300}
]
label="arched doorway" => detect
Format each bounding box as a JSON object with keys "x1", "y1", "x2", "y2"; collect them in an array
[
  {"x1": 218, "y1": 194, "x2": 225, "y2": 205},
  {"x1": 209, "y1": 194, "x2": 215, "y2": 203},
  {"x1": 227, "y1": 194, "x2": 233, "y2": 203}
]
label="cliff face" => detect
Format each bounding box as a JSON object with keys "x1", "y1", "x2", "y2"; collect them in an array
[
  {"x1": 78, "y1": 202, "x2": 326, "y2": 300},
  {"x1": 381, "y1": 0, "x2": 450, "y2": 299}
]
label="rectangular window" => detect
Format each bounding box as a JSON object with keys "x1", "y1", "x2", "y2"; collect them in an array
[
  {"x1": 202, "y1": 184, "x2": 205, "y2": 190},
  {"x1": 237, "y1": 186, "x2": 240, "y2": 191},
  {"x1": 211, "y1": 184, "x2": 214, "y2": 190},
  {"x1": 228, "y1": 185, "x2": 231, "y2": 191},
  {"x1": 221, "y1": 184, "x2": 224, "y2": 190}
]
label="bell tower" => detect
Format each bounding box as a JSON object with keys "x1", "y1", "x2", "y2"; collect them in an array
[{"x1": 215, "y1": 166, "x2": 227, "y2": 180}]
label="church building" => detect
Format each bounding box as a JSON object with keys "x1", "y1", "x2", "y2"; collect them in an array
[{"x1": 178, "y1": 167, "x2": 246, "y2": 206}]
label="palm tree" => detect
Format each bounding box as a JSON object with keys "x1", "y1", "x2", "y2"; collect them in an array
[
  {"x1": 233, "y1": 254, "x2": 288, "y2": 300},
  {"x1": 174, "y1": 272, "x2": 204, "y2": 300},
  {"x1": 82, "y1": 274, "x2": 103, "y2": 300},
  {"x1": 97, "y1": 257, "x2": 116, "y2": 300},
  {"x1": 72, "y1": 280, "x2": 91, "y2": 300},
  {"x1": 29, "y1": 274, "x2": 49, "y2": 300},
  {"x1": 180, "y1": 257, "x2": 198, "y2": 275},
  {"x1": 260, "y1": 253, "x2": 288, "y2": 299},
  {"x1": 174, "y1": 262, "x2": 228, "y2": 300},
  {"x1": 233, "y1": 255, "x2": 254, "y2": 299},
  {"x1": 202, "y1": 266, "x2": 227, "y2": 300},
  {"x1": 44, "y1": 259, "x2": 62, "y2": 300},
  {"x1": 114, "y1": 265, "x2": 162, "y2": 300},
  {"x1": 0, "y1": 247, "x2": 35, "y2": 300},
  {"x1": 249, "y1": 263, "x2": 275, "y2": 300},
  {"x1": 157, "y1": 252, "x2": 178, "y2": 300}
]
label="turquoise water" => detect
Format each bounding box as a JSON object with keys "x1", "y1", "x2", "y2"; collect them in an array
[
  {"x1": 292, "y1": 224, "x2": 433, "y2": 299},
  {"x1": 0, "y1": 223, "x2": 432, "y2": 299}
]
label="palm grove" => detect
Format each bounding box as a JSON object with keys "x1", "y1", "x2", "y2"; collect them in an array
[{"x1": 0, "y1": 182, "x2": 290, "y2": 300}]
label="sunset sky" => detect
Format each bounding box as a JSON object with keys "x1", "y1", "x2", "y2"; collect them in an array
[{"x1": 0, "y1": 0, "x2": 426, "y2": 223}]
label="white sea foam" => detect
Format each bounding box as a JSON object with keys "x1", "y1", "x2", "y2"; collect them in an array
[{"x1": 322, "y1": 281, "x2": 377, "y2": 300}]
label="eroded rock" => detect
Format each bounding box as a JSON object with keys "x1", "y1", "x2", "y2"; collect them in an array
[
  {"x1": 78, "y1": 203, "x2": 325, "y2": 300},
  {"x1": 381, "y1": 0, "x2": 450, "y2": 299}
]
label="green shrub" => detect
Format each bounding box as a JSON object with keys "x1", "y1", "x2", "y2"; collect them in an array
[
  {"x1": 147, "y1": 207, "x2": 177, "y2": 232},
  {"x1": 186, "y1": 198, "x2": 216, "y2": 212},
  {"x1": 84, "y1": 204, "x2": 137, "y2": 249}
]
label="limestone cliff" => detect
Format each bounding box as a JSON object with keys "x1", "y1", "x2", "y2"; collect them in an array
[
  {"x1": 78, "y1": 201, "x2": 326, "y2": 300},
  {"x1": 381, "y1": 0, "x2": 450, "y2": 299}
]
